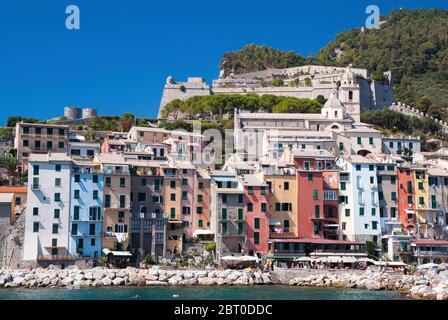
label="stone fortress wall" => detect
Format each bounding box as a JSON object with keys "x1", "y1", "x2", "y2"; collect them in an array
[
  {"x1": 389, "y1": 102, "x2": 448, "y2": 134},
  {"x1": 157, "y1": 65, "x2": 394, "y2": 118}
]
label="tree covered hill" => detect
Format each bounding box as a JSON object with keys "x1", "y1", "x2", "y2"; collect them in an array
[{"x1": 220, "y1": 9, "x2": 448, "y2": 117}]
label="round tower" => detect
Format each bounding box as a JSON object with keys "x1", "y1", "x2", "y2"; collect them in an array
[
  {"x1": 64, "y1": 107, "x2": 82, "y2": 121},
  {"x1": 82, "y1": 108, "x2": 98, "y2": 119}
]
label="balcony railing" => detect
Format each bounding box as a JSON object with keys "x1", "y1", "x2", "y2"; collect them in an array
[
  {"x1": 415, "y1": 251, "x2": 448, "y2": 257},
  {"x1": 37, "y1": 255, "x2": 75, "y2": 261}
]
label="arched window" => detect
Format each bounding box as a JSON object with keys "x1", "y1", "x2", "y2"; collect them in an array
[
  {"x1": 349, "y1": 91, "x2": 353, "y2": 100},
  {"x1": 140, "y1": 206, "x2": 147, "y2": 213},
  {"x1": 331, "y1": 125, "x2": 339, "y2": 130}
]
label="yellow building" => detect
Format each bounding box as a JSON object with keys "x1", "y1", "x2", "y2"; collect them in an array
[
  {"x1": 264, "y1": 174, "x2": 297, "y2": 239},
  {"x1": 163, "y1": 167, "x2": 183, "y2": 255},
  {"x1": 414, "y1": 167, "x2": 431, "y2": 238},
  {"x1": 95, "y1": 155, "x2": 131, "y2": 253}
]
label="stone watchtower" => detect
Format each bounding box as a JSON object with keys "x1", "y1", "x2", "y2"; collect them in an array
[{"x1": 339, "y1": 65, "x2": 361, "y2": 122}]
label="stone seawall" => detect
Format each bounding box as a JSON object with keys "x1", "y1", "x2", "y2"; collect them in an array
[{"x1": 0, "y1": 267, "x2": 273, "y2": 289}]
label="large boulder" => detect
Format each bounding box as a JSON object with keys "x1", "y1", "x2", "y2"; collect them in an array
[
  {"x1": 130, "y1": 276, "x2": 146, "y2": 286},
  {"x1": 102, "y1": 277, "x2": 112, "y2": 286},
  {"x1": 61, "y1": 277, "x2": 74, "y2": 286},
  {"x1": 113, "y1": 277, "x2": 125, "y2": 286}
]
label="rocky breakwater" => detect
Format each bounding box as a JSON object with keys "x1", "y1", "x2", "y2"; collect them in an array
[
  {"x1": 409, "y1": 269, "x2": 448, "y2": 300},
  {"x1": 0, "y1": 267, "x2": 273, "y2": 289}
]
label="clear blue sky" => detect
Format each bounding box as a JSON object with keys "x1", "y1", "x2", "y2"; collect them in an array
[{"x1": 0, "y1": 0, "x2": 447, "y2": 125}]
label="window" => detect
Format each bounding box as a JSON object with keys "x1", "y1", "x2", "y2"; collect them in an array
[
  {"x1": 54, "y1": 193, "x2": 61, "y2": 202},
  {"x1": 71, "y1": 224, "x2": 78, "y2": 235},
  {"x1": 238, "y1": 208, "x2": 243, "y2": 220},
  {"x1": 356, "y1": 165, "x2": 361, "y2": 171},
  {"x1": 391, "y1": 192, "x2": 397, "y2": 201},
  {"x1": 54, "y1": 209, "x2": 60, "y2": 219},
  {"x1": 238, "y1": 194, "x2": 243, "y2": 203},
  {"x1": 314, "y1": 222, "x2": 319, "y2": 235},
  {"x1": 254, "y1": 218, "x2": 260, "y2": 229},
  {"x1": 138, "y1": 192, "x2": 146, "y2": 202},
  {"x1": 198, "y1": 182, "x2": 203, "y2": 189},
  {"x1": 304, "y1": 162, "x2": 310, "y2": 171},
  {"x1": 93, "y1": 175, "x2": 99, "y2": 183},
  {"x1": 222, "y1": 194, "x2": 227, "y2": 203},
  {"x1": 340, "y1": 182, "x2": 346, "y2": 191},
  {"x1": 391, "y1": 207, "x2": 397, "y2": 218},
  {"x1": 198, "y1": 220, "x2": 203, "y2": 227},
  {"x1": 371, "y1": 208, "x2": 376, "y2": 216},
  {"x1": 431, "y1": 195, "x2": 437, "y2": 209},
  {"x1": 369, "y1": 137, "x2": 374, "y2": 145},
  {"x1": 418, "y1": 182, "x2": 424, "y2": 190},
  {"x1": 260, "y1": 187, "x2": 266, "y2": 196},
  {"x1": 284, "y1": 220, "x2": 290, "y2": 232},
  {"x1": 342, "y1": 222, "x2": 346, "y2": 230},
  {"x1": 170, "y1": 193, "x2": 176, "y2": 201},
  {"x1": 105, "y1": 195, "x2": 111, "y2": 208},
  {"x1": 391, "y1": 176, "x2": 396, "y2": 184},
  {"x1": 372, "y1": 221, "x2": 378, "y2": 230},
  {"x1": 198, "y1": 194, "x2": 203, "y2": 202},
  {"x1": 120, "y1": 177, "x2": 126, "y2": 188},
  {"x1": 314, "y1": 205, "x2": 320, "y2": 219},
  {"x1": 33, "y1": 207, "x2": 39, "y2": 216},
  {"x1": 170, "y1": 181, "x2": 176, "y2": 188},
  {"x1": 419, "y1": 197, "x2": 425, "y2": 205},
  {"x1": 47, "y1": 141, "x2": 53, "y2": 150},
  {"x1": 93, "y1": 190, "x2": 99, "y2": 200},
  {"x1": 359, "y1": 207, "x2": 365, "y2": 216},
  {"x1": 339, "y1": 143, "x2": 344, "y2": 151},
  {"x1": 119, "y1": 195, "x2": 126, "y2": 208},
  {"x1": 369, "y1": 165, "x2": 374, "y2": 171},
  {"x1": 33, "y1": 165, "x2": 39, "y2": 175},
  {"x1": 378, "y1": 191, "x2": 384, "y2": 200},
  {"x1": 365, "y1": 224, "x2": 369, "y2": 229},
  {"x1": 283, "y1": 182, "x2": 289, "y2": 190},
  {"x1": 105, "y1": 177, "x2": 111, "y2": 187},
  {"x1": 222, "y1": 208, "x2": 227, "y2": 220},
  {"x1": 55, "y1": 178, "x2": 61, "y2": 187},
  {"x1": 345, "y1": 209, "x2": 350, "y2": 217},
  {"x1": 275, "y1": 203, "x2": 281, "y2": 211},
  {"x1": 312, "y1": 189, "x2": 318, "y2": 200},
  {"x1": 23, "y1": 139, "x2": 29, "y2": 147},
  {"x1": 74, "y1": 174, "x2": 80, "y2": 183},
  {"x1": 182, "y1": 179, "x2": 188, "y2": 186},
  {"x1": 182, "y1": 207, "x2": 191, "y2": 215},
  {"x1": 357, "y1": 137, "x2": 362, "y2": 145},
  {"x1": 308, "y1": 173, "x2": 313, "y2": 181},
  {"x1": 15, "y1": 197, "x2": 21, "y2": 205},
  {"x1": 222, "y1": 222, "x2": 227, "y2": 234},
  {"x1": 74, "y1": 190, "x2": 80, "y2": 199},
  {"x1": 261, "y1": 203, "x2": 267, "y2": 212},
  {"x1": 59, "y1": 128, "x2": 65, "y2": 136},
  {"x1": 58, "y1": 141, "x2": 64, "y2": 149},
  {"x1": 254, "y1": 232, "x2": 260, "y2": 245},
  {"x1": 35, "y1": 140, "x2": 41, "y2": 149},
  {"x1": 118, "y1": 212, "x2": 125, "y2": 223},
  {"x1": 197, "y1": 207, "x2": 203, "y2": 214},
  {"x1": 91, "y1": 238, "x2": 96, "y2": 247},
  {"x1": 73, "y1": 206, "x2": 79, "y2": 220},
  {"x1": 170, "y1": 208, "x2": 176, "y2": 219},
  {"x1": 247, "y1": 203, "x2": 253, "y2": 212},
  {"x1": 182, "y1": 191, "x2": 188, "y2": 200},
  {"x1": 408, "y1": 196, "x2": 413, "y2": 205},
  {"x1": 238, "y1": 223, "x2": 243, "y2": 234},
  {"x1": 33, "y1": 222, "x2": 39, "y2": 232},
  {"x1": 370, "y1": 176, "x2": 375, "y2": 184},
  {"x1": 52, "y1": 224, "x2": 58, "y2": 234}
]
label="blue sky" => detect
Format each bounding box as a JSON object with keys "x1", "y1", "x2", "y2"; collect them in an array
[{"x1": 0, "y1": 0, "x2": 447, "y2": 125}]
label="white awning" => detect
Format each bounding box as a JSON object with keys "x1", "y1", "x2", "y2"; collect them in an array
[
  {"x1": 357, "y1": 257, "x2": 376, "y2": 264},
  {"x1": 405, "y1": 209, "x2": 415, "y2": 214},
  {"x1": 323, "y1": 224, "x2": 339, "y2": 228},
  {"x1": 221, "y1": 255, "x2": 260, "y2": 262},
  {"x1": 374, "y1": 261, "x2": 407, "y2": 267},
  {"x1": 316, "y1": 257, "x2": 328, "y2": 262},
  {"x1": 328, "y1": 256, "x2": 344, "y2": 263},
  {"x1": 102, "y1": 249, "x2": 132, "y2": 257},
  {"x1": 193, "y1": 229, "x2": 214, "y2": 236},
  {"x1": 342, "y1": 256, "x2": 357, "y2": 263},
  {"x1": 294, "y1": 256, "x2": 313, "y2": 262},
  {"x1": 269, "y1": 217, "x2": 281, "y2": 226}
]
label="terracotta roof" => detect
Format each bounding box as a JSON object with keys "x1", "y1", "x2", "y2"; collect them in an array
[
  {"x1": 0, "y1": 186, "x2": 27, "y2": 194},
  {"x1": 412, "y1": 240, "x2": 448, "y2": 246},
  {"x1": 270, "y1": 238, "x2": 365, "y2": 245}
]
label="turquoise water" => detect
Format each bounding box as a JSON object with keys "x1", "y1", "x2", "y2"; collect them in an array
[{"x1": 0, "y1": 286, "x2": 410, "y2": 300}]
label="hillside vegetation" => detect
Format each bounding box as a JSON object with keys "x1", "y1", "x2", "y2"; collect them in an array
[{"x1": 220, "y1": 9, "x2": 448, "y2": 119}]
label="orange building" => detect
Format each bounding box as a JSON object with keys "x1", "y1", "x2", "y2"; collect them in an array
[
  {"x1": 0, "y1": 186, "x2": 27, "y2": 224},
  {"x1": 397, "y1": 166, "x2": 416, "y2": 236}
]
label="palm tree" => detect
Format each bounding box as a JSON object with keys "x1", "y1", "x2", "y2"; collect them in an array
[{"x1": 0, "y1": 154, "x2": 20, "y2": 186}]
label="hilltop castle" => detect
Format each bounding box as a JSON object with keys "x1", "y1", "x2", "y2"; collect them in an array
[{"x1": 158, "y1": 65, "x2": 394, "y2": 118}]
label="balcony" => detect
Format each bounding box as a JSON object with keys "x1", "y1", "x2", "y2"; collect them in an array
[
  {"x1": 37, "y1": 255, "x2": 75, "y2": 261},
  {"x1": 415, "y1": 250, "x2": 448, "y2": 257}
]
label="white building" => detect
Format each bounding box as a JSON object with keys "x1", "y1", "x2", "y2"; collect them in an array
[
  {"x1": 337, "y1": 155, "x2": 381, "y2": 244},
  {"x1": 382, "y1": 136, "x2": 421, "y2": 156},
  {"x1": 23, "y1": 153, "x2": 73, "y2": 264},
  {"x1": 69, "y1": 142, "x2": 100, "y2": 158}
]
